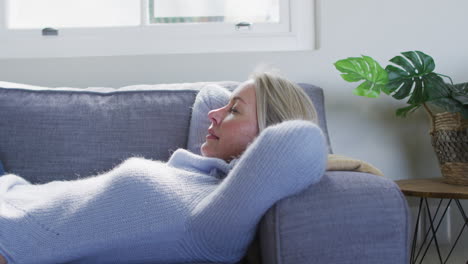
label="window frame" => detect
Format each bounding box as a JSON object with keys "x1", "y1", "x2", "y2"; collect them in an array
[{"x1": 0, "y1": 0, "x2": 316, "y2": 59}]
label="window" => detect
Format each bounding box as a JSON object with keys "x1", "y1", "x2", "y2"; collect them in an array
[
  {"x1": 7, "y1": 0, "x2": 141, "y2": 29},
  {"x1": 149, "y1": 0, "x2": 280, "y2": 24},
  {"x1": 0, "y1": 0, "x2": 316, "y2": 58}
]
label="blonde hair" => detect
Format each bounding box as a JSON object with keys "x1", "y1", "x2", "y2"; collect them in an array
[{"x1": 251, "y1": 71, "x2": 318, "y2": 132}]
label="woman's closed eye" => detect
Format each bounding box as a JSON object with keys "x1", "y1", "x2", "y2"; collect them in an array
[{"x1": 229, "y1": 106, "x2": 239, "y2": 114}]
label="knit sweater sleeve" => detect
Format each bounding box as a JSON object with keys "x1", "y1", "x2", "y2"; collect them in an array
[{"x1": 188, "y1": 120, "x2": 327, "y2": 261}]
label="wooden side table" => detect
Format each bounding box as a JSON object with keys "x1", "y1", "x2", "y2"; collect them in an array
[{"x1": 395, "y1": 178, "x2": 468, "y2": 264}]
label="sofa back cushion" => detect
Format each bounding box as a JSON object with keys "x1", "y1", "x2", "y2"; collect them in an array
[
  {"x1": 297, "y1": 83, "x2": 332, "y2": 153},
  {"x1": 0, "y1": 81, "x2": 331, "y2": 185},
  {"x1": 0, "y1": 81, "x2": 237, "y2": 183}
]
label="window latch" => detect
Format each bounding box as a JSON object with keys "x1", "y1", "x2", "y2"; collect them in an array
[
  {"x1": 235, "y1": 22, "x2": 251, "y2": 31},
  {"x1": 42, "y1": 27, "x2": 59, "y2": 36}
]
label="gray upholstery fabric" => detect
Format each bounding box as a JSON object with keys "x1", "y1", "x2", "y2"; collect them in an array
[
  {"x1": 0, "y1": 81, "x2": 331, "y2": 185},
  {"x1": 298, "y1": 83, "x2": 333, "y2": 154},
  {"x1": 259, "y1": 171, "x2": 410, "y2": 264},
  {"x1": 0, "y1": 82, "x2": 237, "y2": 184}
]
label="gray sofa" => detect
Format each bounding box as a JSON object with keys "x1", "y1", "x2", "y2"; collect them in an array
[{"x1": 0, "y1": 81, "x2": 410, "y2": 264}]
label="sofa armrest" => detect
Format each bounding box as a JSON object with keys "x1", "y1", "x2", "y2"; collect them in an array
[{"x1": 259, "y1": 171, "x2": 410, "y2": 264}]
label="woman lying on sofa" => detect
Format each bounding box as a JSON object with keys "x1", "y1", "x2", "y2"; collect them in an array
[{"x1": 0, "y1": 72, "x2": 327, "y2": 264}]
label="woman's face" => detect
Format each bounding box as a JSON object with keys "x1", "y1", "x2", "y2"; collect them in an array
[{"x1": 201, "y1": 81, "x2": 259, "y2": 161}]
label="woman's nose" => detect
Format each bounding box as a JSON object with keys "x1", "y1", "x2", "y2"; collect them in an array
[{"x1": 208, "y1": 107, "x2": 224, "y2": 126}]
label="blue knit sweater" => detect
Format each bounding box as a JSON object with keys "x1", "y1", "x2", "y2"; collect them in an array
[{"x1": 0, "y1": 120, "x2": 327, "y2": 264}]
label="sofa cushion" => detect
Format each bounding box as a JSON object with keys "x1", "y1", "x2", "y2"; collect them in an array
[
  {"x1": 0, "y1": 160, "x2": 4, "y2": 175},
  {"x1": 297, "y1": 83, "x2": 332, "y2": 153},
  {"x1": 260, "y1": 171, "x2": 409, "y2": 264},
  {"x1": 0, "y1": 80, "x2": 331, "y2": 185},
  {"x1": 0, "y1": 81, "x2": 237, "y2": 184}
]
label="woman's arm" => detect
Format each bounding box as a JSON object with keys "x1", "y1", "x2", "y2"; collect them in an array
[{"x1": 189, "y1": 120, "x2": 327, "y2": 261}]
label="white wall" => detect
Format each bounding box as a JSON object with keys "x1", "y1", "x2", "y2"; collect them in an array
[{"x1": 1, "y1": 0, "x2": 467, "y2": 254}]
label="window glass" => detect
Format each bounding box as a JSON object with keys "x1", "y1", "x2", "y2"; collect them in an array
[
  {"x1": 149, "y1": 0, "x2": 279, "y2": 24},
  {"x1": 0, "y1": 0, "x2": 310, "y2": 58},
  {"x1": 7, "y1": 0, "x2": 140, "y2": 29}
]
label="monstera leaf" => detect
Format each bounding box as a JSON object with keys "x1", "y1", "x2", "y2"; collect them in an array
[
  {"x1": 385, "y1": 51, "x2": 451, "y2": 117},
  {"x1": 429, "y1": 82, "x2": 468, "y2": 118},
  {"x1": 452, "y1": 82, "x2": 468, "y2": 105},
  {"x1": 334, "y1": 55, "x2": 388, "y2": 98}
]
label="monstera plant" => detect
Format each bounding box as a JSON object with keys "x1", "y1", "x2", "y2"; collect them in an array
[
  {"x1": 335, "y1": 51, "x2": 468, "y2": 186},
  {"x1": 334, "y1": 51, "x2": 468, "y2": 118}
]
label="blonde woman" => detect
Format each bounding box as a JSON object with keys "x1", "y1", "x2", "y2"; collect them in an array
[
  {"x1": 0, "y1": 72, "x2": 327, "y2": 264},
  {"x1": 194, "y1": 71, "x2": 319, "y2": 161}
]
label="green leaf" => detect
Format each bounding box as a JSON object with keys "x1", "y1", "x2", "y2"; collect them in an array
[
  {"x1": 429, "y1": 98, "x2": 465, "y2": 113},
  {"x1": 453, "y1": 95, "x2": 468, "y2": 105},
  {"x1": 363, "y1": 56, "x2": 388, "y2": 84},
  {"x1": 402, "y1": 51, "x2": 435, "y2": 73},
  {"x1": 352, "y1": 81, "x2": 380, "y2": 98},
  {"x1": 392, "y1": 79, "x2": 413, "y2": 100},
  {"x1": 424, "y1": 73, "x2": 451, "y2": 100},
  {"x1": 385, "y1": 51, "x2": 449, "y2": 107},
  {"x1": 426, "y1": 83, "x2": 468, "y2": 117},
  {"x1": 341, "y1": 73, "x2": 362, "y2": 82},
  {"x1": 396, "y1": 104, "x2": 420, "y2": 118},
  {"x1": 389, "y1": 55, "x2": 417, "y2": 75},
  {"x1": 407, "y1": 78, "x2": 426, "y2": 105},
  {"x1": 451, "y1": 82, "x2": 468, "y2": 105},
  {"x1": 461, "y1": 107, "x2": 468, "y2": 119},
  {"x1": 401, "y1": 51, "x2": 423, "y2": 70},
  {"x1": 453, "y1": 82, "x2": 468, "y2": 93},
  {"x1": 386, "y1": 65, "x2": 410, "y2": 94},
  {"x1": 334, "y1": 56, "x2": 388, "y2": 98},
  {"x1": 381, "y1": 84, "x2": 392, "y2": 95}
]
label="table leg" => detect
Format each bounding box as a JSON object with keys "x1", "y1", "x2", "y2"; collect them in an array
[
  {"x1": 424, "y1": 198, "x2": 444, "y2": 263},
  {"x1": 442, "y1": 199, "x2": 468, "y2": 263},
  {"x1": 411, "y1": 198, "x2": 452, "y2": 264},
  {"x1": 411, "y1": 198, "x2": 424, "y2": 263}
]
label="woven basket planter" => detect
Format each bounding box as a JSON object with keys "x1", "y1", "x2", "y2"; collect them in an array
[{"x1": 428, "y1": 110, "x2": 468, "y2": 185}]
